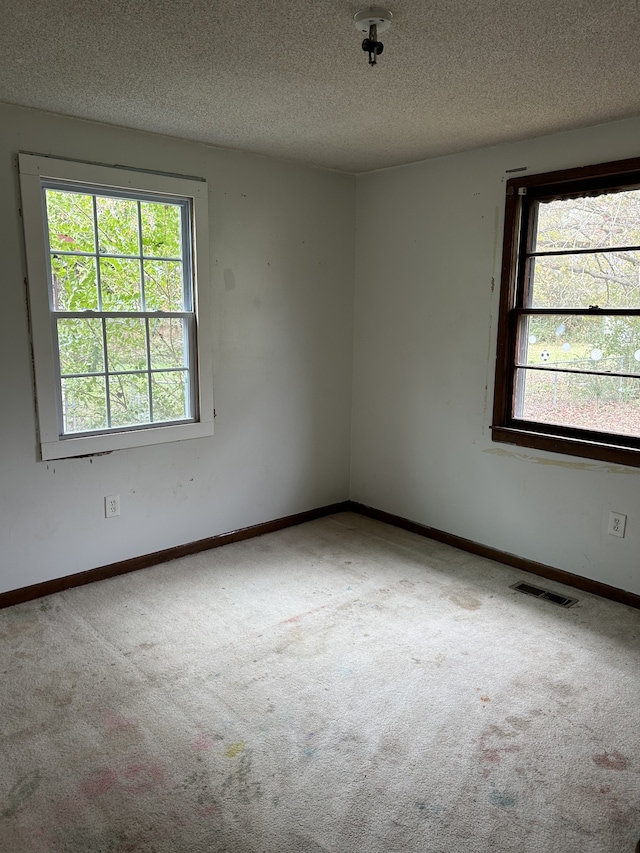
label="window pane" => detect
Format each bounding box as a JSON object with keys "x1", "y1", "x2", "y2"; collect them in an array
[
  {"x1": 46, "y1": 190, "x2": 95, "y2": 253},
  {"x1": 96, "y1": 196, "x2": 139, "y2": 255},
  {"x1": 106, "y1": 318, "x2": 147, "y2": 372},
  {"x1": 534, "y1": 190, "x2": 640, "y2": 252},
  {"x1": 110, "y1": 373, "x2": 150, "y2": 427},
  {"x1": 151, "y1": 371, "x2": 188, "y2": 422},
  {"x1": 100, "y1": 258, "x2": 142, "y2": 311},
  {"x1": 141, "y1": 202, "x2": 182, "y2": 258},
  {"x1": 530, "y1": 252, "x2": 640, "y2": 308},
  {"x1": 61, "y1": 376, "x2": 107, "y2": 433},
  {"x1": 517, "y1": 368, "x2": 640, "y2": 437},
  {"x1": 51, "y1": 255, "x2": 98, "y2": 311},
  {"x1": 521, "y1": 315, "x2": 640, "y2": 374},
  {"x1": 149, "y1": 318, "x2": 187, "y2": 369},
  {"x1": 57, "y1": 319, "x2": 104, "y2": 375},
  {"x1": 143, "y1": 260, "x2": 185, "y2": 311}
]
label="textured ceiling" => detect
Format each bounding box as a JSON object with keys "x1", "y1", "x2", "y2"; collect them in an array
[{"x1": 2, "y1": 0, "x2": 640, "y2": 173}]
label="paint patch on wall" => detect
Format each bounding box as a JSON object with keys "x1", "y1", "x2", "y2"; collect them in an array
[
  {"x1": 223, "y1": 269, "x2": 236, "y2": 291},
  {"x1": 484, "y1": 447, "x2": 636, "y2": 475}
]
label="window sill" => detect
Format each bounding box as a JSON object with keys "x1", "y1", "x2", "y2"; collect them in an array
[
  {"x1": 40, "y1": 419, "x2": 214, "y2": 461},
  {"x1": 490, "y1": 424, "x2": 640, "y2": 469}
]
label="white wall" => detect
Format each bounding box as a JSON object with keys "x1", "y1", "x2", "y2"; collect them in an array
[
  {"x1": 352, "y1": 118, "x2": 640, "y2": 597},
  {"x1": 0, "y1": 105, "x2": 355, "y2": 594},
  {"x1": 4, "y1": 102, "x2": 640, "y2": 600}
]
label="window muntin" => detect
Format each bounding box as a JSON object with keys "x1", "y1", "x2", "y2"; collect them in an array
[
  {"x1": 19, "y1": 154, "x2": 213, "y2": 460},
  {"x1": 493, "y1": 159, "x2": 640, "y2": 466}
]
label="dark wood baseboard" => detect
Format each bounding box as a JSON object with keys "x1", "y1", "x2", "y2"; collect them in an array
[
  {"x1": 0, "y1": 501, "x2": 351, "y2": 610},
  {"x1": 349, "y1": 501, "x2": 640, "y2": 610},
  {"x1": 2, "y1": 498, "x2": 638, "y2": 612}
]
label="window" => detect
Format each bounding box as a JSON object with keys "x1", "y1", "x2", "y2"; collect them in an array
[
  {"x1": 492, "y1": 157, "x2": 640, "y2": 467},
  {"x1": 19, "y1": 154, "x2": 213, "y2": 460}
]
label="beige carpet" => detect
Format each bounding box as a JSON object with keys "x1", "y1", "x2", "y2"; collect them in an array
[{"x1": 1, "y1": 512, "x2": 639, "y2": 852}]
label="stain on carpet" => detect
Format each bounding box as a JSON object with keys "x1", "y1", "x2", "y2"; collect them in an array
[
  {"x1": 1, "y1": 770, "x2": 41, "y2": 818},
  {"x1": 490, "y1": 786, "x2": 516, "y2": 808},
  {"x1": 175, "y1": 768, "x2": 218, "y2": 818},
  {"x1": 0, "y1": 606, "x2": 41, "y2": 638},
  {"x1": 224, "y1": 741, "x2": 246, "y2": 758},
  {"x1": 505, "y1": 715, "x2": 535, "y2": 730},
  {"x1": 446, "y1": 587, "x2": 482, "y2": 611},
  {"x1": 80, "y1": 769, "x2": 118, "y2": 801},
  {"x1": 592, "y1": 751, "x2": 629, "y2": 770},
  {"x1": 103, "y1": 711, "x2": 138, "y2": 735},
  {"x1": 193, "y1": 734, "x2": 214, "y2": 752},
  {"x1": 119, "y1": 758, "x2": 166, "y2": 794},
  {"x1": 221, "y1": 747, "x2": 262, "y2": 804}
]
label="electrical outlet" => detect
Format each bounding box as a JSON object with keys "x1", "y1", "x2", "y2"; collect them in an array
[
  {"x1": 608, "y1": 511, "x2": 626, "y2": 538},
  {"x1": 105, "y1": 494, "x2": 120, "y2": 518}
]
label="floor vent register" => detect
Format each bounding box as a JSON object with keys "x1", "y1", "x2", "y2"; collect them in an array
[{"x1": 511, "y1": 581, "x2": 577, "y2": 608}]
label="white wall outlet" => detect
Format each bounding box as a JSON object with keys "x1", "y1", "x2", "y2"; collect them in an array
[
  {"x1": 105, "y1": 494, "x2": 120, "y2": 518},
  {"x1": 608, "y1": 511, "x2": 626, "y2": 538}
]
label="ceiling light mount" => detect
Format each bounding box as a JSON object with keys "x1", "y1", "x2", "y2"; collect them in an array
[{"x1": 354, "y1": 7, "x2": 393, "y2": 66}]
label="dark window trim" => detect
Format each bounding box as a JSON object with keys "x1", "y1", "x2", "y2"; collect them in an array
[{"x1": 492, "y1": 156, "x2": 640, "y2": 469}]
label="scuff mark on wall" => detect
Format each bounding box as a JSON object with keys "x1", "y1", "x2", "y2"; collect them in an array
[
  {"x1": 481, "y1": 302, "x2": 494, "y2": 435},
  {"x1": 481, "y1": 383, "x2": 490, "y2": 435},
  {"x1": 484, "y1": 447, "x2": 637, "y2": 475}
]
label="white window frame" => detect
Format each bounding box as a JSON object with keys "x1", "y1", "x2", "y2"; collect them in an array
[{"x1": 19, "y1": 153, "x2": 214, "y2": 461}]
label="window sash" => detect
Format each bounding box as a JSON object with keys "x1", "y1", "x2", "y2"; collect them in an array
[
  {"x1": 492, "y1": 156, "x2": 640, "y2": 466},
  {"x1": 43, "y1": 182, "x2": 194, "y2": 313},
  {"x1": 51, "y1": 312, "x2": 197, "y2": 437},
  {"x1": 42, "y1": 183, "x2": 198, "y2": 438}
]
